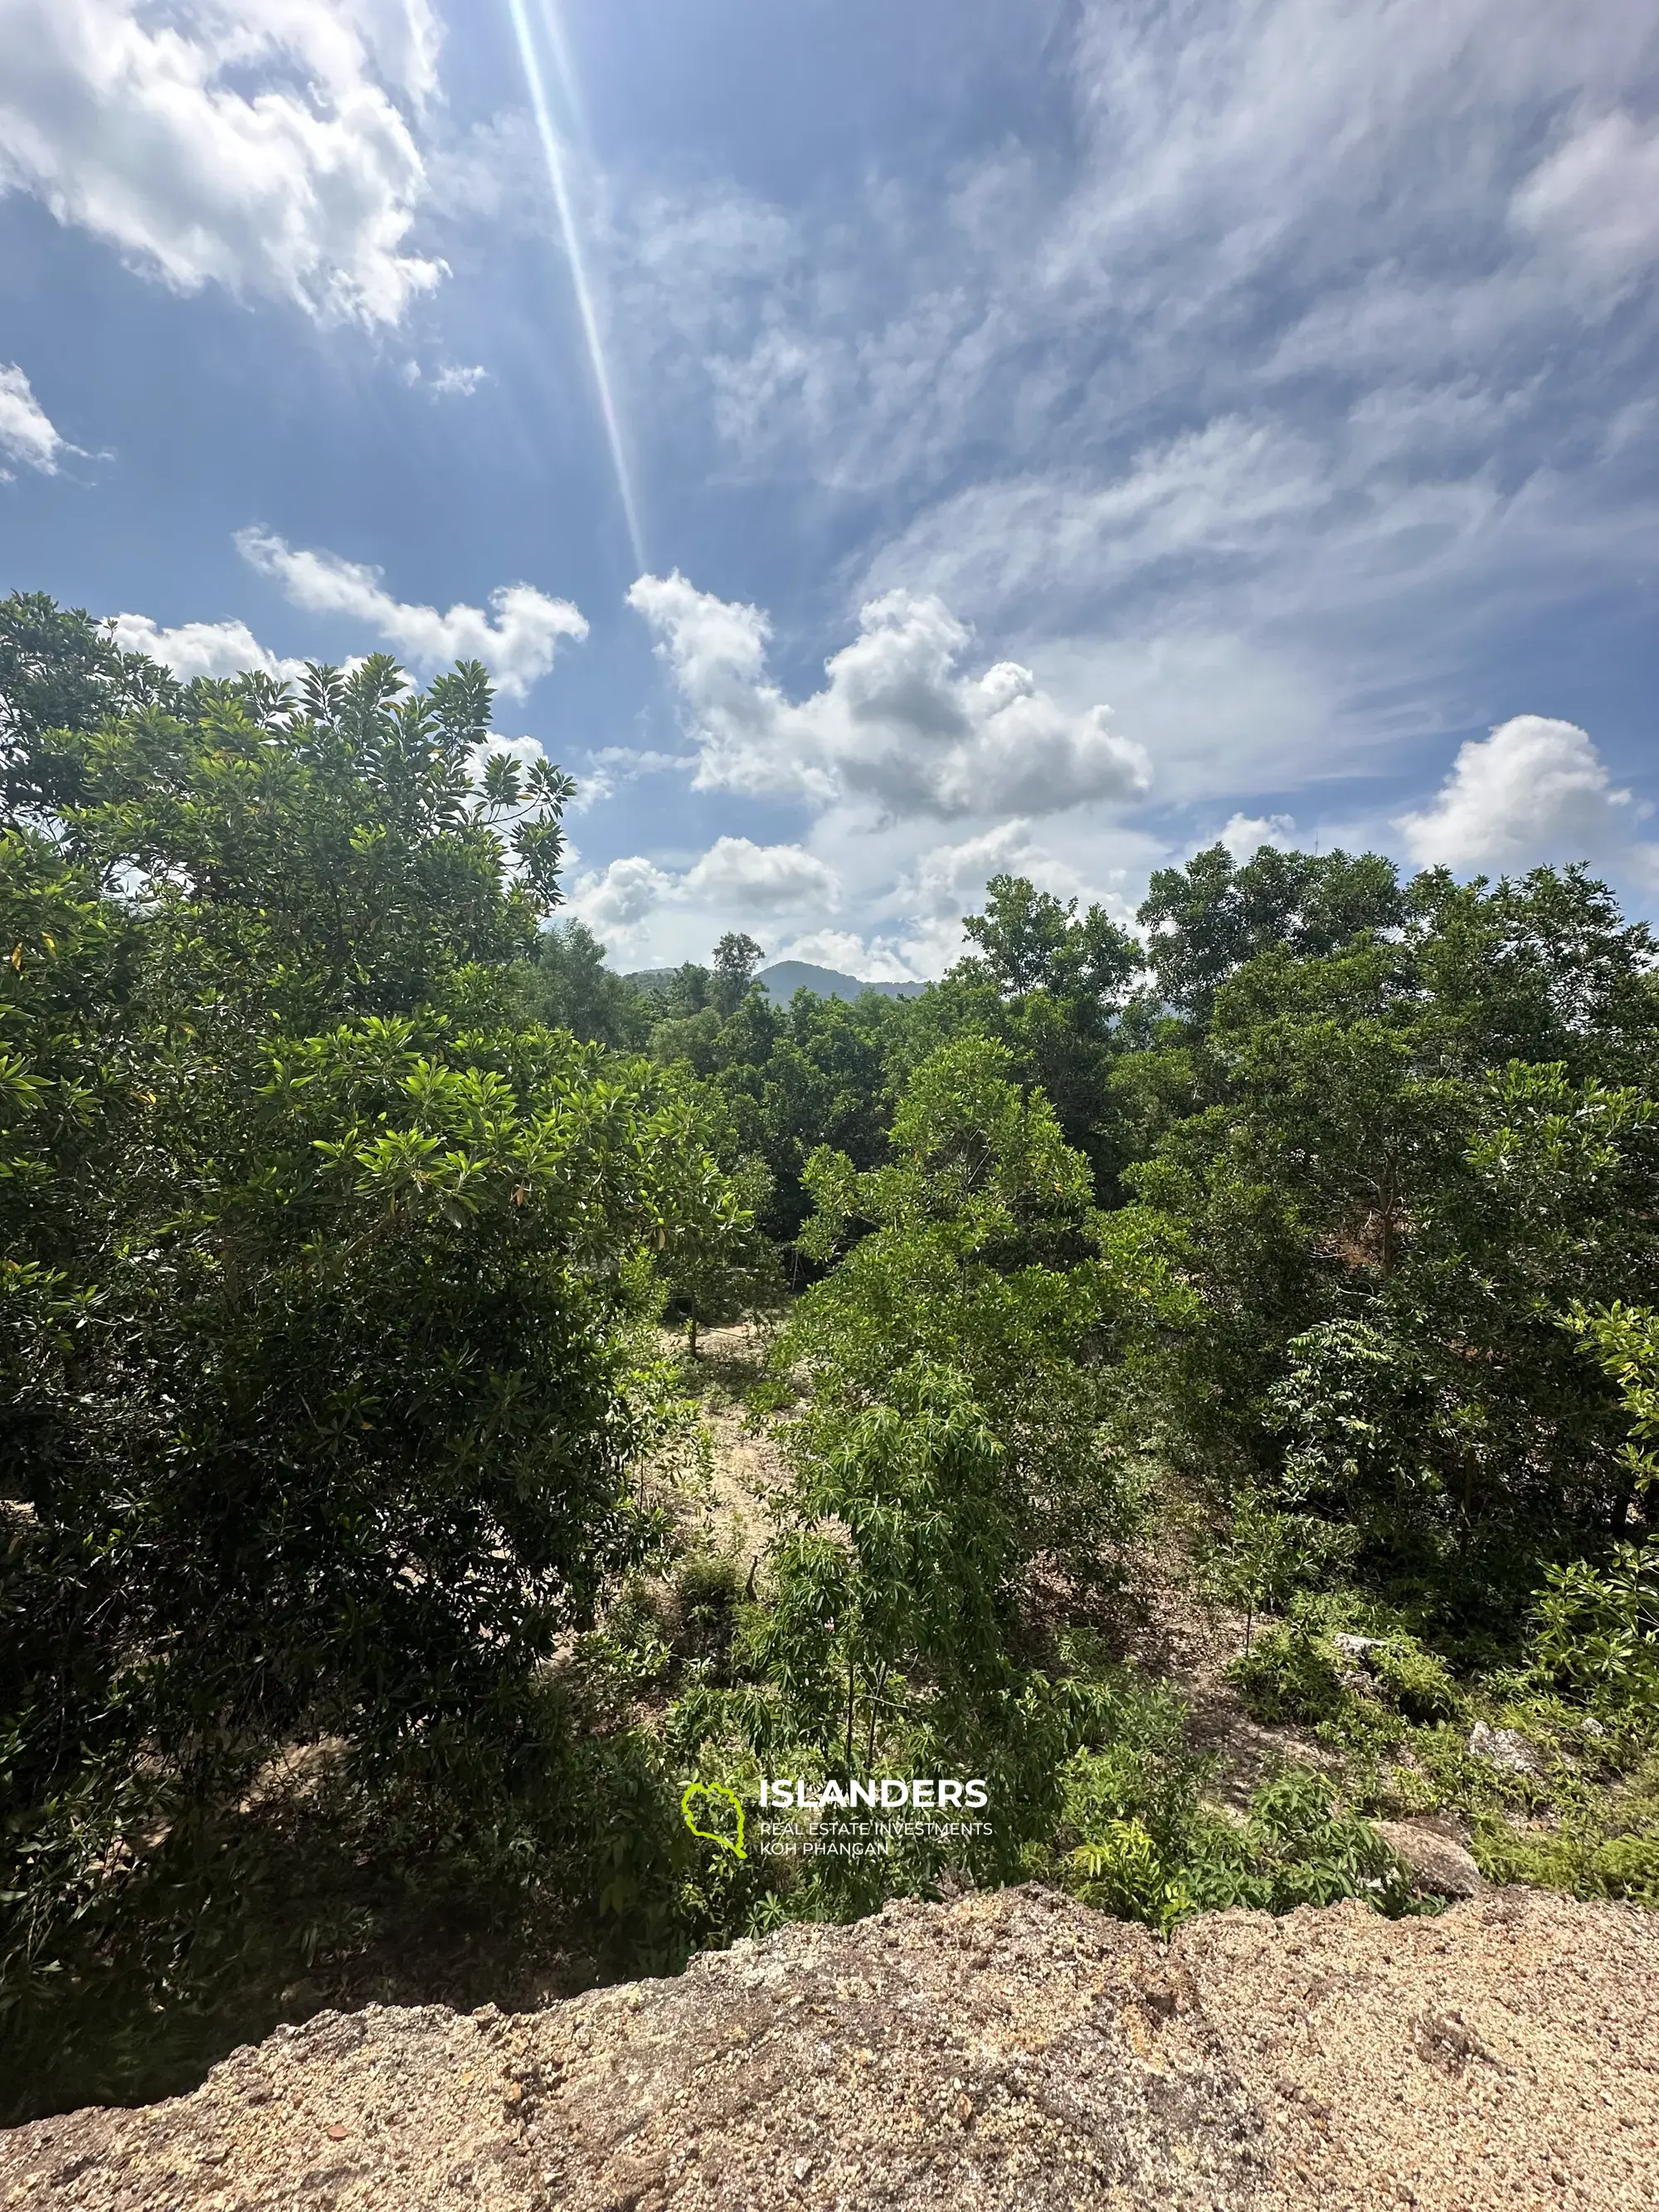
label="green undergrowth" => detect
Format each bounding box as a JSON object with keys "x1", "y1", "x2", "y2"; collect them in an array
[{"x1": 1219, "y1": 1570, "x2": 1659, "y2": 1907}]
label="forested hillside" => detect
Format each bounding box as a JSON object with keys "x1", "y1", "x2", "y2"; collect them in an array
[{"x1": 3, "y1": 593, "x2": 1656, "y2": 2122}]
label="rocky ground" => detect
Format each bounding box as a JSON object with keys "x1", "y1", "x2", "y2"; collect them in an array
[{"x1": 6, "y1": 1884, "x2": 1654, "y2": 2211}]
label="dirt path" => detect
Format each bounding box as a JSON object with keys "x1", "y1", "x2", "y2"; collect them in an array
[
  {"x1": 1106, "y1": 1520, "x2": 1340, "y2": 1809},
  {"x1": 661, "y1": 1321, "x2": 790, "y2": 1568}
]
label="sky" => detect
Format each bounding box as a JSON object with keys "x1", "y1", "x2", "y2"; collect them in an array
[{"x1": 1, "y1": 0, "x2": 1656, "y2": 980}]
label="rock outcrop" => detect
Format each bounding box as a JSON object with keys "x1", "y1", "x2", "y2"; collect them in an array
[{"x1": 4, "y1": 1885, "x2": 1656, "y2": 2210}]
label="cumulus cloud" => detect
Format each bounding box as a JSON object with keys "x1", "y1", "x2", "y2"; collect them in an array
[
  {"x1": 0, "y1": 363, "x2": 69, "y2": 476},
  {"x1": 627, "y1": 571, "x2": 1150, "y2": 820},
  {"x1": 683, "y1": 836, "x2": 840, "y2": 914},
  {"x1": 0, "y1": 0, "x2": 444, "y2": 324},
  {"x1": 897, "y1": 821, "x2": 1082, "y2": 919},
  {"x1": 568, "y1": 836, "x2": 842, "y2": 962},
  {"x1": 236, "y1": 530, "x2": 586, "y2": 696},
  {"x1": 767, "y1": 929, "x2": 920, "y2": 982},
  {"x1": 1397, "y1": 715, "x2": 1656, "y2": 880},
  {"x1": 570, "y1": 855, "x2": 678, "y2": 948},
  {"x1": 107, "y1": 611, "x2": 306, "y2": 684},
  {"x1": 1219, "y1": 812, "x2": 1297, "y2": 862}
]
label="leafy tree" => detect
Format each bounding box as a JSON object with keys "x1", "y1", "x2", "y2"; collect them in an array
[
  {"x1": 752, "y1": 1361, "x2": 1061, "y2": 1888},
  {"x1": 712, "y1": 930, "x2": 766, "y2": 1016},
  {"x1": 0, "y1": 592, "x2": 178, "y2": 822},
  {"x1": 1136, "y1": 840, "x2": 1404, "y2": 1023},
  {"x1": 922, "y1": 875, "x2": 1146, "y2": 1196},
  {"x1": 1123, "y1": 867, "x2": 1659, "y2": 1596},
  {"x1": 46, "y1": 651, "x2": 575, "y2": 1027},
  {"x1": 776, "y1": 1035, "x2": 1170, "y2": 1648},
  {"x1": 523, "y1": 917, "x2": 651, "y2": 1049},
  {"x1": 0, "y1": 614, "x2": 745, "y2": 2107},
  {"x1": 961, "y1": 874, "x2": 1141, "y2": 1004},
  {"x1": 1567, "y1": 1303, "x2": 1659, "y2": 1506},
  {"x1": 656, "y1": 1150, "x2": 778, "y2": 1354}
]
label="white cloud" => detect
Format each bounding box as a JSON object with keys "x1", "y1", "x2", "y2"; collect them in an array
[
  {"x1": 767, "y1": 929, "x2": 920, "y2": 982},
  {"x1": 107, "y1": 611, "x2": 306, "y2": 684},
  {"x1": 1397, "y1": 715, "x2": 1657, "y2": 880},
  {"x1": 0, "y1": 362, "x2": 68, "y2": 476},
  {"x1": 236, "y1": 529, "x2": 586, "y2": 696},
  {"x1": 1219, "y1": 812, "x2": 1297, "y2": 862},
  {"x1": 1511, "y1": 110, "x2": 1659, "y2": 302},
  {"x1": 863, "y1": 419, "x2": 1333, "y2": 619},
  {"x1": 601, "y1": 3, "x2": 1658, "y2": 875},
  {"x1": 0, "y1": 0, "x2": 444, "y2": 325},
  {"x1": 569, "y1": 855, "x2": 677, "y2": 949},
  {"x1": 682, "y1": 836, "x2": 840, "y2": 914},
  {"x1": 897, "y1": 821, "x2": 1082, "y2": 919},
  {"x1": 401, "y1": 361, "x2": 488, "y2": 397},
  {"x1": 627, "y1": 571, "x2": 1150, "y2": 821},
  {"x1": 568, "y1": 836, "x2": 842, "y2": 962},
  {"x1": 431, "y1": 363, "x2": 487, "y2": 397}
]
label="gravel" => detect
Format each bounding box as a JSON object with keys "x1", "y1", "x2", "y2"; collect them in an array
[{"x1": 3, "y1": 1885, "x2": 1654, "y2": 2211}]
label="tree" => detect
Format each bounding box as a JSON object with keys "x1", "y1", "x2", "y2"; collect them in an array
[
  {"x1": 924, "y1": 875, "x2": 1147, "y2": 1198},
  {"x1": 0, "y1": 612, "x2": 746, "y2": 2103},
  {"x1": 962, "y1": 874, "x2": 1141, "y2": 1005},
  {"x1": 1121, "y1": 867, "x2": 1659, "y2": 1592},
  {"x1": 1136, "y1": 840, "x2": 1404, "y2": 1022},
  {"x1": 0, "y1": 591, "x2": 177, "y2": 823},
  {"x1": 712, "y1": 931, "x2": 765, "y2": 1016},
  {"x1": 787, "y1": 1033, "x2": 1164, "y2": 1586},
  {"x1": 524, "y1": 917, "x2": 651, "y2": 1049}
]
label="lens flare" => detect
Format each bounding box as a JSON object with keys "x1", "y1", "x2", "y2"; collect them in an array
[{"x1": 506, "y1": 0, "x2": 645, "y2": 572}]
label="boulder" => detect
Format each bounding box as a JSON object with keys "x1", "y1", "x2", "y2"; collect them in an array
[
  {"x1": 1468, "y1": 1720, "x2": 1542, "y2": 1774},
  {"x1": 1375, "y1": 1819, "x2": 1488, "y2": 1899}
]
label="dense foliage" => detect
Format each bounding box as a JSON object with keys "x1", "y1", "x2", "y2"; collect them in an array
[
  {"x1": 0, "y1": 598, "x2": 746, "y2": 2110},
  {"x1": 3, "y1": 591, "x2": 1656, "y2": 2118}
]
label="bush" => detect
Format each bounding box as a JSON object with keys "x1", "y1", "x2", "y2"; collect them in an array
[
  {"x1": 1477, "y1": 1795, "x2": 1659, "y2": 1907},
  {"x1": 1228, "y1": 1627, "x2": 1352, "y2": 1726},
  {"x1": 1204, "y1": 1764, "x2": 1418, "y2": 1916},
  {"x1": 1531, "y1": 1542, "x2": 1659, "y2": 1713},
  {"x1": 669, "y1": 1552, "x2": 747, "y2": 1675},
  {"x1": 1370, "y1": 1639, "x2": 1462, "y2": 1723}
]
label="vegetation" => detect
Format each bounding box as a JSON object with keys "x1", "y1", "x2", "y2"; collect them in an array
[{"x1": 2, "y1": 590, "x2": 1656, "y2": 2121}]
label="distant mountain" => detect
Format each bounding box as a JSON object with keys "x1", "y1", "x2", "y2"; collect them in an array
[
  {"x1": 620, "y1": 962, "x2": 926, "y2": 1003},
  {"x1": 757, "y1": 961, "x2": 926, "y2": 1002}
]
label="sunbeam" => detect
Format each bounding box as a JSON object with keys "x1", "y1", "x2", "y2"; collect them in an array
[{"x1": 506, "y1": 0, "x2": 645, "y2": 574}]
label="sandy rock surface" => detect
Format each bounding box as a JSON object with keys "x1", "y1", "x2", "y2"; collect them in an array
[{"x1": 3, "y1": 1885, "x2": 1655, "y2": 2211}]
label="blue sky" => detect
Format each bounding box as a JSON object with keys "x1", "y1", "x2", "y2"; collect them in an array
[{"x1": 1, "y1": 0, "x2": 1656, "y2": 977}]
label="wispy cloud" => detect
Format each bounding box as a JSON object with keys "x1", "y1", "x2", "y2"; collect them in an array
[{"x1": 0, "y1": 363, "x2": 70, "y2": 476}]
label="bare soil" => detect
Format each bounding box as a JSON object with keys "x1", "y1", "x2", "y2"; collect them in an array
[{"x1": 7, "y1": 1884, "x2": 1653, "y2": 2210}]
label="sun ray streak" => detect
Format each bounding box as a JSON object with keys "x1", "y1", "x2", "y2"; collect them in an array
[{"x1": 506, "y1": 0, "x2": 644, "y2": 574}]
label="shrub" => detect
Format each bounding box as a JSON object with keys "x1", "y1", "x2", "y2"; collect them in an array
[
  {"x1": 1531, "y1": 1542, "x2": 1659, "y2": 1713},
  {"x1": 669, "y1": 1552, "x2": 747, "y2": 1675},
  {"x1": 1370, "y1": 1639, "x2": 1462, "y2": 1723},
  {"x1": 1228, "y1": 1626, "x2": 1352, "y2": 1726}
]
